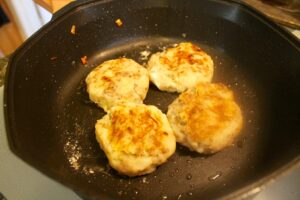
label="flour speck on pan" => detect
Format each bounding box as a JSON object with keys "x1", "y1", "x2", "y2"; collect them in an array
[
  {"x1": 63, "y1": 122, "x2": 86, "y2": 170},
  {"x1": 139, "y1": 50, "x2": 151, "y2": 61},
  {"x1": 64, "y1": 138, "x2": 82, "y2": 170}
]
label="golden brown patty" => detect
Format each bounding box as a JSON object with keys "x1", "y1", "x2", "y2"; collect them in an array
[
  {"x1": 147, "y1": 42, "x2": 214, "y2": 92},
  {"x1": 85, "y1": 58, "x2": 149, "y2": 112},
  {"x1": 95, "y1": 103, "x2": 176, "y2": 176},
  {"x1": 167, "y1": 83, "x2": 243, "y2": 154}
]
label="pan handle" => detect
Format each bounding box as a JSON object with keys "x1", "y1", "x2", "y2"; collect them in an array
[
  {"x1": 0, "y1": 192, "x2": 6, "y2": 200},
  {"x1": 0, "y1": 192, "x2": 7, "y2": 200}
]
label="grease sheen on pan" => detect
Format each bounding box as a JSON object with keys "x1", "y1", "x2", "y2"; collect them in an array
[
  {"x1": 147, "y1": 42, "x2": 214, "y2": 93},
  {"x1": 95, "y1": 103, "x2": 176, "y2": 176},
  {"x1": 167, "y1": 83, "x2": 243, "y2": 154},
  {"x1": 85, "y1": 58, "x2": 149, "y2": 112}
]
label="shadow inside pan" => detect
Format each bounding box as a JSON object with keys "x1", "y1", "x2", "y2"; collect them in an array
[{"x1": 5, "y1": 0, "x2": 300, "y2": 200}]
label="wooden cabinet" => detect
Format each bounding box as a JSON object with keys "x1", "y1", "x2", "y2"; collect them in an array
[
  {"x1": 0, "y1": 0, "x2": 23, "y2": 56},
  {"x1": 34, "y1": 0, "x2": 74, "y2": 13}
]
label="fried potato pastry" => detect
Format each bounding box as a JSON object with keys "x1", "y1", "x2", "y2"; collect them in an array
[
  {"x1": 95, "y1": 103, "x2": 176, "y2": 176},
  {"x1": 167, "y1": 83, "x2": 243, "y2": 154},
  {"x1": 147, "y1": 42, "x2": 214, "y2": 93},
  {"x1": 86, "y1": 58, "x2": 149, "y2": 112}
]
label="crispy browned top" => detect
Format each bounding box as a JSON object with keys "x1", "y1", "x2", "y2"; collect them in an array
[
  {"x1": 86, "y1": 58, "x2": 146, "y2": 97},
  {"x1": 159, "y1": 43, "x2": 211, "y2": 74},
  {"x1": 177, "y1": 83, "x2": 242, "y2": 141},
  {"x1": 109, "y1": 105, "x2": 169, "y2": 156}
]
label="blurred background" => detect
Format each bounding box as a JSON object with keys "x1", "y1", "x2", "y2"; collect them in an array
[
  {"x1": 0, "y1": 0, "x2": 299, "y2": 58},
  {"x1": 0, "y1": 0, "x2": 72, "y2": 57}
]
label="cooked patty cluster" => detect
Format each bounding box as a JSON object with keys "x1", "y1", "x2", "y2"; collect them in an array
[
  {"x1": 95, "y1": 103, "x2": 176, "y2": 176},
  {"x1": 85, "y1": 42, "x2": 243, "y2": 176}
]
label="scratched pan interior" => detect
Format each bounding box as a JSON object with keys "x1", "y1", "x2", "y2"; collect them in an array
[{"x1": 4, "y1": 0, "x2": 300, "y2": 199}]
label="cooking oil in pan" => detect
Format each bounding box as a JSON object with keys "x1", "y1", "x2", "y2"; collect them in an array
[
  {"x1": 208, "y1": 171, "x2": 223, "y2": 182},
  {"x1": 56, "y1": 36, "x2": 263, "y2": 199}
]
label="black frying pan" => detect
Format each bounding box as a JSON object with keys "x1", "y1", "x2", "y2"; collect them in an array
[{"x1": 4, "y1": 0, "x2": 300, "y2": 199}]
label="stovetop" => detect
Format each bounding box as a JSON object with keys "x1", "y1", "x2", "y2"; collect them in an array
[{"x1": 244, "y1": 0, "x2": 300, "y2": 29}]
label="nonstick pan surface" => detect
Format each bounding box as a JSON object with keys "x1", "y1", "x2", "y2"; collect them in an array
[{"x1": 4, "y1": 0, "x2": 300, "y2": 199}]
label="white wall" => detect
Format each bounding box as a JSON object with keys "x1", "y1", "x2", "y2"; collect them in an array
[
  {"x1": 36, "y1": 4, "x2": 52, "y2": 25},
  {"x1": 4, "y1": 0, "x2": 52, "y2": 40}
]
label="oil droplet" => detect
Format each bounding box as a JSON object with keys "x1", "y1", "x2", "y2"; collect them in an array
[
  {"x1": 208, "y1": 171, "x2": 223, "y2": 181},
  {"x1": 169, "y1": 172, "x2": 175, "y2": 177},
  {"x1": 237, "y1": 140, "x2": 244, "y2": 148},
  {"x1": 133, "y1": 188, "x2": 139, "y2": 195},
  {"x1": 186, "y1": 159, "x2": 192, "y2": 164},
  {"x1": 186, "y1": 173, "x2": 192, "y2": 180},
  {"x1": 177, "y1": 194, "x2": 182, "y2": 199},
  {"x1": 161, "y1": 195, "x2": 168, "y2": 199},
  {"x1": 188, "y1": 192, "x2": 193, "y2": 196},
  {"x1": 117, "y1": 190, "x2": 124, "y2": 196},
  {"x1": 142, "y1": 177, "x2": 149, "y2": 183},
  {"x1": 175, "y1": 168, "x2": 179, "y2": 173}
]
